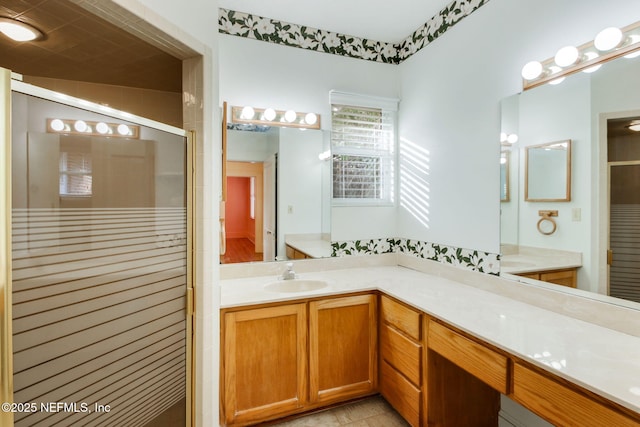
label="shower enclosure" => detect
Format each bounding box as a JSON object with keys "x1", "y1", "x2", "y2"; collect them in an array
[{"x1": 4, "y1": 76, "x2": 191, "y2": 427}]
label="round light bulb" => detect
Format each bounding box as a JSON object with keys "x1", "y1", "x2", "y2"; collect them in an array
[
  {"x1": 0, "y1": 18, "x2": 42, "y2": 42},
  {"x1": 304, "y1": 112, "x2": 318, "y2": 126},
  {"x1": 117, "y1": 124, "x2": 130, "y2": 136},
  {"x1": 521, "y1": 61, "x2": 543, "y2": 80},
  {"x1": 263, "y1": 108, "x2": 276, "y2": 121},
  {"x1": 96, "y1": 122, "x2": 109, "y2": 134},
  {"x1": 284, "y1": 110, "x2": 297, "y2": 123},
  {"x1": 500, "y1": 157, "x2": 507, "y2": 165},
  {"x1": 554, "y1": 46, "x2": 580, "y2": 67},
  {"x1": 241, "y1": 106, "x2": 255, "y2": 120},
  {"x1": 507, "y1": 134, "x2": 519, "y2": 144},
  {"x1": 594, "y1": 27, "x2": 623, "y2": 52},
  {"x1": 50, "y1": 119, "x2": 65, "y2": 132},
  {"x1": 500, "y1": 132, "x2": 508, "y2": 143},
  {"x1": 549, "y1": 76, "x2": 566, "y2": 85},
  {"x1": 74, "y1": 120, "x2": 88, "y2": 132}
]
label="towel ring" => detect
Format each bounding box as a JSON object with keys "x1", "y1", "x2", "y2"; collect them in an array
[{"x1": 537, "y1": 210, "x2": 558, "y2": 235}]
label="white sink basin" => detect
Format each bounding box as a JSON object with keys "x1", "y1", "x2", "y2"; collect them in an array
[{"x1": 264, "y1": 279, "x2": 328, "y2": 293}]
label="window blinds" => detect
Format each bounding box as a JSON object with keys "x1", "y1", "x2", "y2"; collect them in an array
[{"x1": 331, "y1": 101, "x2": 396, "y2": 203}]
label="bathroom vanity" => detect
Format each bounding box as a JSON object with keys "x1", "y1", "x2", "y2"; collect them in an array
[{"x1": 219, "y1": 255, "x2": 640, "y2": 426}]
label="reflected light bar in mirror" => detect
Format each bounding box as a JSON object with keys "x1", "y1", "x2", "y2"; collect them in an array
[
  {"x1": 47, "y1": 118, "x2": 140, "y2": 138},
  {"x1": 522, "y1": 20, "x2": 640, "y2": 91},
  {"x1": 231, "y1": 105, "x2": 321, "y2": 130}
]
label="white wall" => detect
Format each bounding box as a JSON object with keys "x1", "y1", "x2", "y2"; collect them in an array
[
  {"x1": 278, "y1": 128, "x2": 324, "y2": 255},
  {"x1": 226, "y1": 128, "x2": 278, "y2": 162}
]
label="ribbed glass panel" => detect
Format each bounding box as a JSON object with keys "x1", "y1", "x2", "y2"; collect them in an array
[{"x1": 11, "y1": 91, "x2": 187, "y2": 427}]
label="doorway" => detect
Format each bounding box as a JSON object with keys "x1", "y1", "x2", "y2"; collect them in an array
[
  {"x1": 222, "y1": 162, "x2": 264, "y2": 263},
  {"x1": 607, "y1": 116, "x2": 640, "y2": 303}
]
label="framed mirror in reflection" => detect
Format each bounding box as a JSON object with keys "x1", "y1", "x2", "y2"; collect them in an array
[
  {"x1": 525, "y1": 140, "x2": 571, "y2": 202},
  {"x1": 221, "y1": 124, "x2": 332, "y2": 264},
  {"x1": 500, "y1": 42, "x2": 640, "y2": 308}
]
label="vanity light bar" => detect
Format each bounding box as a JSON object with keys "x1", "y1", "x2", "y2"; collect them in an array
[
  {"x1": 522, "y1": 20, "x2": 640, "y2": 91},
  {"x1": 231, "y1": 105, "x2": 321, "y2": 130},
  {"x1": 46, "y1": 118, "x2": 140, "y2": 139}
]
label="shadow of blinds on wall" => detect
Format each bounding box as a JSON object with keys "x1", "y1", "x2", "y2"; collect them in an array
[
  {"x1": 610, "y1": 204, "x2": 640, "y2": 304},
  {"x1": 11, "y1": 87, "x2": 187, "y2": 427}
]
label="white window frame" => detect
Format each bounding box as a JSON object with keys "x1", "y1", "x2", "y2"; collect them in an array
[{"x1": 330, "y1": 91, "x2": 399, "y2": 207}]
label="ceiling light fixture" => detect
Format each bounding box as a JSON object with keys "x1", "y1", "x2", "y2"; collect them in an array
[
  {"x1": 627, "y1": 121, "x2": 640, "y2": 132},
  {"x1": 231, "y1": 105, "x2": 321, "y2": 130},
  {"x1": 46, "y1": 118, "x2": 139, "y2": 138},
  {"x1": 521, "y1": 20, "x2": 640, "y2": 90},
  {"x1": 0, "y1": 17, "x2": 43, "y2": 42}
]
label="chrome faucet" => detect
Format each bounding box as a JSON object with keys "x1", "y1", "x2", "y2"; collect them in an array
[{"x1": 281, "y1": 262, "x2": 297, "y2": 280}]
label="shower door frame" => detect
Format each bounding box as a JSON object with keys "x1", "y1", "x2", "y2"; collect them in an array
[{"x1": 0, "y1": 71, "x2": 195, "y2": 427}]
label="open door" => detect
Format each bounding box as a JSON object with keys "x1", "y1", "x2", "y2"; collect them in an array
[{"x1": 263, "y1": 154, "x2": 277, "y2": 261}]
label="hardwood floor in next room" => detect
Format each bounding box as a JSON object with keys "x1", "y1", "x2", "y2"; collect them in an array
[{"x1": 221, "y1": 238, "x2": 263, "y2": 264}]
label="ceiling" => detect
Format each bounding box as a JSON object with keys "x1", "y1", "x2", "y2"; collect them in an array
[
  {"x1": 217, "y1": 0, "x2": 452, "y2": 42},
  {"x1": 0, "y1": 0, "x2": 453, "y2": 93},
  {"x1": 0, "y1": 0, "x2": 182, "y2": 92}
]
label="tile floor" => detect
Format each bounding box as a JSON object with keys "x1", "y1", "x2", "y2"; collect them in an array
[{"x1": 266, "y1": 396, "x2": 409, "y2": 427}]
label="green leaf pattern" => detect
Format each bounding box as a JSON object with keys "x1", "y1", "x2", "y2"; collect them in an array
[
  {"x1": 331, "y1": 238, "x2": 499, "y2": 275},
  {"x1": 219, "y1": 0, "x2": 490, "y2": 64}
]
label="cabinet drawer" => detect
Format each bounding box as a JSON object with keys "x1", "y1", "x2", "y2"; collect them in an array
[
  {"x1": 513, "y1": 363, "x2": 639, "y2": 427},
  {"x1": 380, "y1": 360, "x2": 420, "y2": 427},
  {"x1": 380, "y1": 324, "x2": 421, "y2": 386},
  {"x1": 380, "y1": 295, "x2": 420, "y2": 340},
  {"x1": 427, "y1": 320, "x2": 508, "y2": 394}
]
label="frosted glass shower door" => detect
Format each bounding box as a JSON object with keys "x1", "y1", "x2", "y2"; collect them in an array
[{"x1": 10, "y1": 87, "x2": 189, "y2": 427}]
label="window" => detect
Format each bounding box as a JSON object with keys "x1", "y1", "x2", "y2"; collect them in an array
[
  {"x1": 59, "y1": 151, "x2": 92, "y2": 196},
  {"x1": 330, "y1": 92, "x2": 397, "y2": 205}
]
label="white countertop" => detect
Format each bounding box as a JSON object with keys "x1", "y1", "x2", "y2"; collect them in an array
[
  {"x1": 501, "y1": 245, "x2": 582, "y2": 274},
  {"x1": 284, "y1": 234, "x2": 333, "y2": 258},
  {"x1": 221, "y1": 264, "x2": 640, "y2": 415}
]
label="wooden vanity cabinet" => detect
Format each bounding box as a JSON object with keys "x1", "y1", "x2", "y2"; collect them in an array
[
  {"x1": 286, "y1": 244, "x2": 312, "y2": 259},
  {"x1": 309, "y1": 294, "x2": 378, "y2": 405},
  {"x1": 512, "y1": 362, "x2": 640, "y2": 427},
  {"x1": 222, "y1": 303, "x2": 308, "y2": 426},
  {"x1": 378, "y1": 295, "x2": 422, "y2": 427},
  {"x1": 425, "y1": 318, "x2": 505, "y2": 426},
  {"x1": 517, "y1": 267, "x2": 577, "y2": 288},
  {"x1": 222, "y1": 294, "x2": 377, "y2": 426}
]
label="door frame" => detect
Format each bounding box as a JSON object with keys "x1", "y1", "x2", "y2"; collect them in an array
[{"x1": 0, "y1": 67, "x2": 13, "y2": 427}]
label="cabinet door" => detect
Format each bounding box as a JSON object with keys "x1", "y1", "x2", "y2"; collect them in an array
[
  {"x1": 223, "y1": 304, "x2": 307, "y2": 425},
  {"x1": 309, "y1": 294, "x2": 377, "y2": 405}
]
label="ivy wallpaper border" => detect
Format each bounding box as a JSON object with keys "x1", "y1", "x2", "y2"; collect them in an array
[
  {"x1": 331, "y1": 238, "x2": 500, "y2": 275},
  {"x1": 219, "y1": 0, "x2": 491, "y2": 65}
]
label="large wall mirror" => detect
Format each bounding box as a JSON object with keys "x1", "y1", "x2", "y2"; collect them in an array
[
  {"x1": 221, "y1": 124, "x2": 331, "y2": 264},
  {"x1": 500, "y1": 47, "x2": 640, "y2": 308}
]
